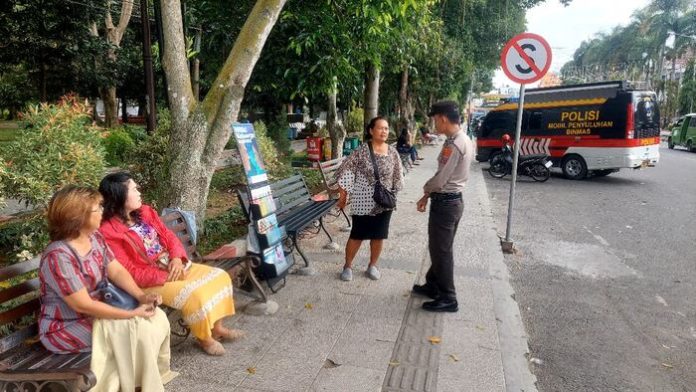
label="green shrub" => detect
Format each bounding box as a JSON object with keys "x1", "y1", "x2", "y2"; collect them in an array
[
  {"x1": 296, "y1": 167, "x2": 324, "y2": 194},
  {"x1": 0, "y1": 213, "x2": 48, "y2": 263},
  {"x1": 122, "y1": 124, "x2": 148, "y2": 143},
  {"x1": 266, "y1": 114, "x2": 292, "y2": 156},
  {"x1": 104, "y1": 129, "x2": 136, "y2": 166},
  {"x1": 345, "y1": 107, "x2": 364, "y2": 137},
  {"x1": 210, "y1": 166, "x2": 246, "y2": 192},
  {"x1": 126, "y1": 109, "x2": 171, "y2": 207},
  {"x1": 0, "y1": 94, "x2": 105, "y2": 207},
  {"x1": 252, "y1": 121, "x2": 291, "y2": 179},
  {"x1": 197, "y1": 206, "x2": 248, "y2": 255}
]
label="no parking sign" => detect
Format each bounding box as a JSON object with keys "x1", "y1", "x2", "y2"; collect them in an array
[
  {"x1": 500, "y1": 33, "x2": 553, "y2": 252},
  {"x1": 501, "y1": 33, "x2": 552, "y2": 85}
]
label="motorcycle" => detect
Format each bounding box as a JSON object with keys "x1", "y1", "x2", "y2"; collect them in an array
[{"x1": 488, "y1": 144, "x2": 552, "y2": 182}]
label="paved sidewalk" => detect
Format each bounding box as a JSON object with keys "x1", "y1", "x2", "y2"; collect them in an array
[{"x1": 166, "y1": 143, "x2": 537, "y2": 392}]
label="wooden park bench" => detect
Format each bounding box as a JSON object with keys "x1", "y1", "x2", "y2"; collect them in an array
[
  {"x1": 238, "y1": 174, "x2": 338, "y2": 273},
  {"x1": 318, "y1": 157, "x2": 351, "y2": 232},
  {"x1": 0, "y1": 258, "x2": 96, "y2": 392}
]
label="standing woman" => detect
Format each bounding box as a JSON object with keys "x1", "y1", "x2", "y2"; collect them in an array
[
  {"x1": 336, "y1": 116, "x2": 403, "y2": 281},
  {"x1": 98, "y1": 172, "x2": 243, "y2": 356},
  {"x1": 39, "y1": 186, "x2": 176, "y2": 392}
]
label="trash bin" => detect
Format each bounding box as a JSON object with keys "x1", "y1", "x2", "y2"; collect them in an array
[
  {"x1": 323, "y1": 137, "x2": 332, "y2": 161},
  {"x1": 307, "y1": 137, "x2": 323, "y2": 161}
]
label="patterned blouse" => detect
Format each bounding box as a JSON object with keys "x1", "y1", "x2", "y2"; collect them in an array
[
  {"x1": 336, "y1": 142, "x2": 403, "y2": 216},
  {"x1": 130, "y1": 221, "x2": 165, "y2": 259},
  {"x1": 39, "y1": 233, "x2": 113, "y2": 353}
]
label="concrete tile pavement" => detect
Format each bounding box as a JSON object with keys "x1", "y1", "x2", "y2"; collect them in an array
[{"x1": 165, "y1": 141, "x2": 536, "y2": 392}]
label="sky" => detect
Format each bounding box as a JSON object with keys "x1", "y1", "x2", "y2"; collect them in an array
[{"x1": 492, "y1": 0, "x2": 652, "y2": 91}]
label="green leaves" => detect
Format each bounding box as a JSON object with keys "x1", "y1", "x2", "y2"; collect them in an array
[{"x1": 0, "y1": 95, "x2": 106, "y2": 207}]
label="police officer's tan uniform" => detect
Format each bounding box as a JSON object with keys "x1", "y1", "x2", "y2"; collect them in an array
[{"x1": 419, "y1": 106, "x2": 474, "y2": 310}]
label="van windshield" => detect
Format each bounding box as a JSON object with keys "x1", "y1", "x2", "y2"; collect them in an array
[{"x1": 633, "y1": 92, "x2": 660, "y2": 138}]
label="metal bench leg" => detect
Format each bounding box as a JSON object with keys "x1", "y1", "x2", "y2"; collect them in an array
[
  {"x1": 340, "y1": 208, "x2": 351, "y2": 232},
  {"x1": 320, "y1": 217, "x2": 340, "y2": 250},
  {"x1": 241, "y1": 256, "x2": 280, "y2": 316},
  {"x1": 292, "y1": 234, "x2": 317, "y2": 276}
]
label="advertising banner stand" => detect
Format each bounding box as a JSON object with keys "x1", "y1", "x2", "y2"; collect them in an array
[{"x1": 232, "y1": 123, "x2": 295, "y2": 292}]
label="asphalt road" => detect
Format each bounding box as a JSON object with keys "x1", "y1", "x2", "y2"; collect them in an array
[{"x1": 483, "y1": 144, "x2": 696, "y2": 392}]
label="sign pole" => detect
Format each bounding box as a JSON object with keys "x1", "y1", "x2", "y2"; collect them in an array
[
  {"x1": 498, "y1": 32, "x2": 551, "y2": 253},
  {"x1": 503, "y1": 84, "x2": 526, "y2": 250}
]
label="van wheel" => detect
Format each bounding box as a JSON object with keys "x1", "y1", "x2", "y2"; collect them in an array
[
  {"x1": 688, "y1": 140, "x2": 695, "y2": 152},
  {"x1": 668, "y1": 138, "x2": 674, "y2": 149},
  {"x1": 562, "y1": 155, "x2": 587, "y2": 180}
]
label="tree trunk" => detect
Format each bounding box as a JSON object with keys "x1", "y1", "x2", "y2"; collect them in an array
[
  {"x1": 397, "y1": 65, "x2": 414, "y2": 133},
  {"x1": 192, "y1": 27, "x2": 202, "y2": 101},
  {"x1": 100, "y1": 86, "x2": 119, "y2": 128},
  {"x1": 120, "y1": 90, "x2": 129, "y2": 123},
  {"x1": 161, "y1": 0, "x2": 287, "y2": 224},
  {"x1": 364, "y1": 63, "x2": 380, "y2": 127},
  {"x1": 327, "y1": 81, "x2": 344, "y2": 159}
]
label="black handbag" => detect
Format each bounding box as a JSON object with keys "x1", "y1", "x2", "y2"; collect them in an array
[{"x1": 367, "y1": 143, "x2": 397, "y2": 209}]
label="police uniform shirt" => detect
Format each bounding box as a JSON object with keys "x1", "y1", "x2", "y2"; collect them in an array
[{"x1": 423, "y1": 130, "x2": 474, "y2": 194}]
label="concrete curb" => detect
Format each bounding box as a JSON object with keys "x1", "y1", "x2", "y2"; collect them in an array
[{"x1": 472, "y1": 164, "x2": 539, "y2": 392}]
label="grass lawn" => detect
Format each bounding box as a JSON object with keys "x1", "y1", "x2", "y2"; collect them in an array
[{"x1": 0, "y1": 123, "x2": 22, "y2": 146}]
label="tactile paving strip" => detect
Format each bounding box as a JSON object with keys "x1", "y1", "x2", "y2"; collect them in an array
[{"x1": 382, "y1": 297, "x2": 444, "y2": 392}]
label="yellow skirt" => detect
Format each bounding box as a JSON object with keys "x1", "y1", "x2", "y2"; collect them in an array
[{"x1": 146, "y1": 263, "x2": 235, "y2": 340}]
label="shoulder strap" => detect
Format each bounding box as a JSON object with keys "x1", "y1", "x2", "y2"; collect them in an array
[{"x1": 367, "y1": 142, "x2": 380, "y2": 182}]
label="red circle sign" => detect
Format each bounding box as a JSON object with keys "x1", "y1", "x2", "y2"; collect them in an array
[{"x1": 500, "y1": 33, "x2": 552, "y2": 84}]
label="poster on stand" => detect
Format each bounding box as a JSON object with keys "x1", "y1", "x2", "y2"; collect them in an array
[
  {"x1": 232, "y1": 123, "x2": 268, "y2": 185},
  {"x1": 249, "y1": 185, "x2": 277, "y2": 217}
]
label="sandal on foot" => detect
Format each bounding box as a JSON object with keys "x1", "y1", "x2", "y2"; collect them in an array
[
  {"x1": 214, "y1": 328, "x2": 245, "y2": 342},
  {"x1": 200, "y1": 339, "x2": 225, "y2": 356}
]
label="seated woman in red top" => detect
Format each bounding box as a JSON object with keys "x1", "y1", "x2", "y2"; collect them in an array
[
  {"x1": 39, "y1": 185, "x2": 176, "y2": 391},
  {"x1": 98, "y1": 172, "x2": 243, "y2": 356}
]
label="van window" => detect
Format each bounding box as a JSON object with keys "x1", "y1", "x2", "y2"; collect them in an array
[
  {"x1": 480, "y1": 111, "x2": 515, "y2": 139},
  {"x1": 528, "y1": 112, "x2": 543, "y2": 131},
  {"x1": 690, "y1": 117, "x2": 696, "y2": 127},
  {"x1": 633, "y1": 92, "x2": 660, "y2": 138}
]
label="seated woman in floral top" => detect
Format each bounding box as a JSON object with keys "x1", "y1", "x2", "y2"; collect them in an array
[
  {"x1": 98, "y1": 172, "x2": 243, "y2": 356},
  {"x1": 335, "y1": 116, "x2": 404, "y2": 282}
]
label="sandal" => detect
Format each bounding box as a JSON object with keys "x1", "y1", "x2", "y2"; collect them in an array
[
  {"x1": 214, "y1": 328, "x2": 246, "y2": 342},
  {"x1": 200, "y1": 339, "x2": 226, "y2": 356}
]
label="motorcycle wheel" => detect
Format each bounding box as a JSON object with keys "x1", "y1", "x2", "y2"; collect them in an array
[
  {"x1": 488, "y1": 156, "x2": 508, "y2": 178},
  {"x1": 530, "y1": 163, "x2": 551, "y2": 182}
]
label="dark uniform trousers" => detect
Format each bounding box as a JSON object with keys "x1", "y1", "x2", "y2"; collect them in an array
[{"x1": 426, "y1": 197, "x2": 464, "y2": 301}]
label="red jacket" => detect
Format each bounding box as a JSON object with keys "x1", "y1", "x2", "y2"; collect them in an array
[{"x1": 99, "y1": 205, "x2": 189, "y2": 288}]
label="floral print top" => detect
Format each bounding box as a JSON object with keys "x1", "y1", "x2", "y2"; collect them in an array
[
  {"x1": 129, "y1": 221, "x2": 164, "y2": 258},
  {"x1": 336, "y1": 143, "x2": 403, "y2": 216}
]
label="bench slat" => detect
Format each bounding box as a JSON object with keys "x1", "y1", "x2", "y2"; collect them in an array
[
  {"x1": 0, "y1": 324, "x2": 37, "y2": 356},
  {"x1": 277, "y1": 201, "x2": 337, "y2": 233},
  {"x1": 271, "y1": 182, "x2": 310, "y2": 199},
  {"x1": 0, "y1": 259, "x2": 40, "y2": 282},
  {"x1": 0, "y1": 298, "x2": 40, "y2": 328},
  {"x1": 269, "y1": 174, "x2": 304, "y2": 190},
  {"x1": 0, "y1": 279, "x2": 40, "y2": 304}
]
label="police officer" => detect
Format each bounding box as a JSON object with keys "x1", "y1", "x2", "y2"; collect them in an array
[{"x1": 414, "y1": 100, "x2": 474, "y2": 312}]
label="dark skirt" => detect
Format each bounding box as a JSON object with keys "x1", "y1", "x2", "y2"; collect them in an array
[{"x1": 349, "y1": 210, "x2": 393, "y2": 240}]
